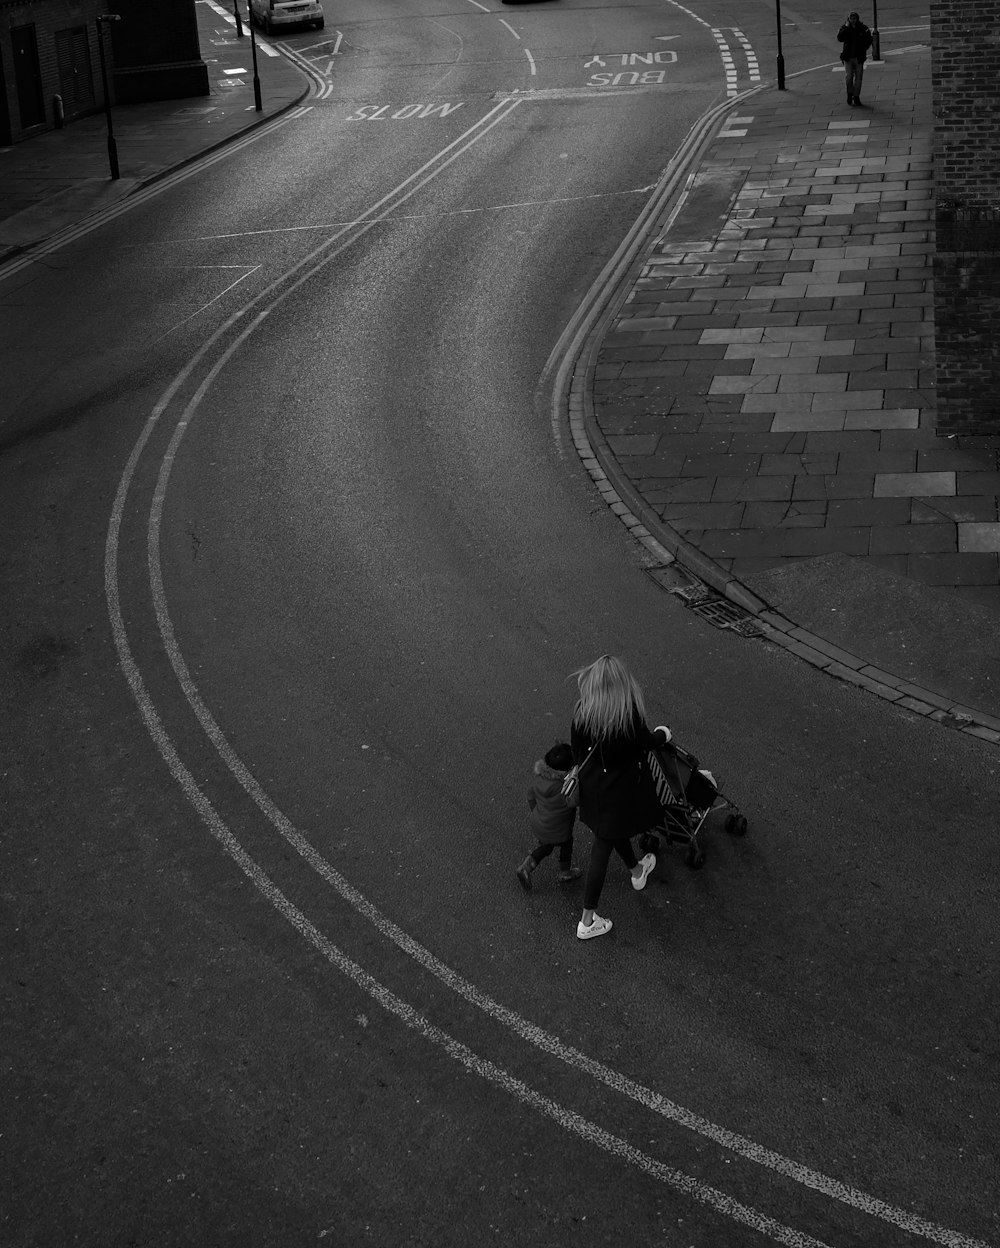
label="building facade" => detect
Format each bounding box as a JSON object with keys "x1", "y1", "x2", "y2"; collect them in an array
[
  {"x1": 0, "y1": 0, "x2": 207, "y2": 145},
  {"x1": 931, "y1": 0, "x2": 1000, "y2": 434},
  {"x1": 0, "y1": 0, "x2": 109, "y2": 143}
]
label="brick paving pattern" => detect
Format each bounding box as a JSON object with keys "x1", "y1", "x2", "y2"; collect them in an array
[{"x1": 593, "y1": 50, "x2": 1000, "y2": 614}]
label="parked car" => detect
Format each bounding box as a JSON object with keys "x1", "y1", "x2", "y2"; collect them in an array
[{"x1": 250, "y1": 0, "x2": 324, "y2": 32}]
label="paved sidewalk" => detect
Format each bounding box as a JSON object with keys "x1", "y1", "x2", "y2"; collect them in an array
[
  {"x1": 0, "y1": 0, "x2": 308, "y2": 264},
  {"x1": 587, "y1": 47, "x2": 1000, "y2": 737}
]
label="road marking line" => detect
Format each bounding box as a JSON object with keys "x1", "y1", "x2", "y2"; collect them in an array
[
  {"x1": 125, "y1": 187, "x2": 657, "y2": 244},
  {"x1": 153, "y1": 265, "x2": 261, "y2": 341},
  {"x1": 499, "y1": 18, "x2": 519, "y2": 39},
  {"x1": 103, "y1": 72, "x2": 990, "y2": 1248},
  {"x1": 0, "y1": 111, "x2": 304, "y2": 284},
  {"x1": 197, "y1": 0, "x2": 279, "y2": 54},
  {"x1": 297, "y1": 30, "x2": 341, "y2": 55},
  {"x1": 111, "y1": 358, "x2": 828, "y2": 1248},
  {"x1": 661, "y1": 0, "x2": 712, "y2": 30},
  {"x1": 101, "y1": 547, "x2": 838, "y2": 1248},
  {"x1": 524, "y1": 47, "x2": 536, "y2": 76}
]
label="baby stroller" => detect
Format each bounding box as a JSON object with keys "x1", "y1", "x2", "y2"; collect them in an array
[{"x1": 638, "y1": 735, "x2": 747, "y2": 870}]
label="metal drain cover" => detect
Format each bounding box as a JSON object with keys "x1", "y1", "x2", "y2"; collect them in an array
[
  {"x1": 669, "y1": 582, "x2": 714, "y2": 605},
  {"x1": 670, "y1": 586, "x2": 766, "y2": 636},
  {"x1": 725, "y1": 615, "x2": 767, "y2": 638},
  {"x1": 690, "y1": 598, "x2": 747, "y2": 627}
]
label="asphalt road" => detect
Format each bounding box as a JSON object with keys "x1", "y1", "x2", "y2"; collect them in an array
[{"x1": 2, "y1": 2, "x2": 997, "y2": 1246}]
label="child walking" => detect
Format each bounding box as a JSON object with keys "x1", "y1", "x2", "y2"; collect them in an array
[{"x1": 516, "y1": 742, "x2": 582, "y2": 891}]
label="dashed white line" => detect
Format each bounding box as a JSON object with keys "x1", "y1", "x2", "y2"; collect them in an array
[
  {"x1": 732, "y1": 28, "x2": 761, "y2": 83},
  {"x1": 712, "y1": 29, "x2": 739, "y2": 96}
]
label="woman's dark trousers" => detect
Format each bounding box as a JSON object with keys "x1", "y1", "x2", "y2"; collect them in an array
[{"x1": 583, "y1": 836, "x2": 637, "y2": 909}]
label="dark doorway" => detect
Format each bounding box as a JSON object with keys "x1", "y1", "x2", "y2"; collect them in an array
[
  {"x1": 11, "y1": 25, "x2": 45, "y2": 130},
  {"x1": 0, "y1": 47, "x2": 11, "y2": 144},
  {"x1": 56, "y1": 26, "x2": 96, "y2": 119}
]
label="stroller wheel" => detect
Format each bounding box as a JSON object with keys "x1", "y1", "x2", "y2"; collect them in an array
[
  {"x1": 725, "y1": 813, "x2": 748, "y2": 837},
  {"x1": 639, "y1": 833, "x2": 658, "y2": 854},
  {"x1": 686, "y1": 846, "x2": 706, "y2": 870}
]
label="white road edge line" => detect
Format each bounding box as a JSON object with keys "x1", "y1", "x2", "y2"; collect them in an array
[
  {"x1": 104, "y1": 78, "x2": 991, "y2": 1248},
  {"x1": 104, "y1": 529, "x2": 836, "y2": 1248}
]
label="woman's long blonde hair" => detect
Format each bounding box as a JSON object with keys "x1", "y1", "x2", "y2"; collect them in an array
[{"x1": 572, "y1": 655, "x2": 646, "y2": 738}]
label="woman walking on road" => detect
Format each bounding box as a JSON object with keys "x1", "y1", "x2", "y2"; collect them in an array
[{"x1": 570, "y1": 655, "x2": 667, "y2": 941}]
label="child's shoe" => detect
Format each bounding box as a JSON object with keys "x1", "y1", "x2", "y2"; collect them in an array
[
  {"x1": 516, "y1": 856, "x2": 535, "y2": 892},
  {"x1": 558, "y1": 866, "x2": 583, "y2": 882}
]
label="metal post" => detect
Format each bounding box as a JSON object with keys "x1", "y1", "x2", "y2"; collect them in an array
[
  {"x1": 248, "y1": 12, "x2": 262, "y2": 110},
  {"x1": 775, "y1": 0, "x2": 786, "y2": 89},
  {"x1": 871, "y1": 0, "x2": 881, "y2": 60},
  {"x1": 233, "y1": 0, "x2": 244, "y2": 37},
  {"x1": 95, "y1": 15, "x2": 121, "y2": 180}
]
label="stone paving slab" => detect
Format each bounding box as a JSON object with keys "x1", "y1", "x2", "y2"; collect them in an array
[{"x1": 592, "y1": 46, "x2": 1000, "y2": 635}]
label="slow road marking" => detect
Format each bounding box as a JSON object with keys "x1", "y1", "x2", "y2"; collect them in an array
[{"x1": 346, "y1": 102, "x2": 465, "y2": 121}]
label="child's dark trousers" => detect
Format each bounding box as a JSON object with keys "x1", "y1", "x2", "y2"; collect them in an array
[{"x1": 530, "y1": 838, "x2": 574, "y2": 867}]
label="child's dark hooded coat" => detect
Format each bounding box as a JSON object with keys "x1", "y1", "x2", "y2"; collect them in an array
[{"x1": 527, "y1": 759, "x2": 577, "y2": 844}]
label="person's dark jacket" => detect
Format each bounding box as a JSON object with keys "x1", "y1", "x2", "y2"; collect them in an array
[
  {"x1": 571, "y1": 705, "x2": 664, "y2": 841},
  {"x1": 838, "y1": 20, "x2": 873, "y2": 62},
  {"x1": 527, "y1": 759, "x2": 576, "y2": 845}
]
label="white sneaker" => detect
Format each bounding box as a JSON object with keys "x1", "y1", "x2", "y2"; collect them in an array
[
  {"x1": 631, "y1": 853, "x2": 656, "y2": 891},
  {"x1": 576, "y1": 914, "x2": 612, "y2": 940}
]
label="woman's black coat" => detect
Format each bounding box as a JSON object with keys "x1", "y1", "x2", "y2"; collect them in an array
[{"x1": 571, "y1": 706, "x2": 662, "y2": 841}]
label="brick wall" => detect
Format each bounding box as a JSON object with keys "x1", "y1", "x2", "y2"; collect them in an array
[
  {"x1": 0, "y1": 0, "x2": 108, "y2": 143},
  {"x1": 932, "y1": 0, "x2": 1000, "y2": 434}
]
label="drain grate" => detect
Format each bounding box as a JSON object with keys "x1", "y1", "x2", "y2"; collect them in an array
[
  {"x1": 724, "y1": 614, "x2": 767, "y2": 638},
  {"x1": 669, "y1": 582, "x2": 714, "y2": 605},
  {"x1": 690, "y1": 598, "x2": 748, "y2": 628},
  {"x1": 670, "y1": 584, "x2": 766, "y2": 636}
]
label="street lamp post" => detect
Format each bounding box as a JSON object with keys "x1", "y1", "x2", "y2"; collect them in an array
[
  {"x1": 871, "y1": 0, "x2": 882, "y2": 60},
  {"x1": 95, "y1": 13, "x2": 122, "y2": 180},
  {"x1": 775, "y1": 0, "x2": 786, "y2": 89},
  {"x1": 247, "y1": 7, "x2": 263, "y2": 110},
  {"x1": 233, "y1": 0, "x2": 244, "y2": 37}
]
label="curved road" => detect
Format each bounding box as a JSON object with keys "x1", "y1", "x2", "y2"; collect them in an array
[{"x1": 3, "y1": 2, "x2": 996, "y2": 1246}]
